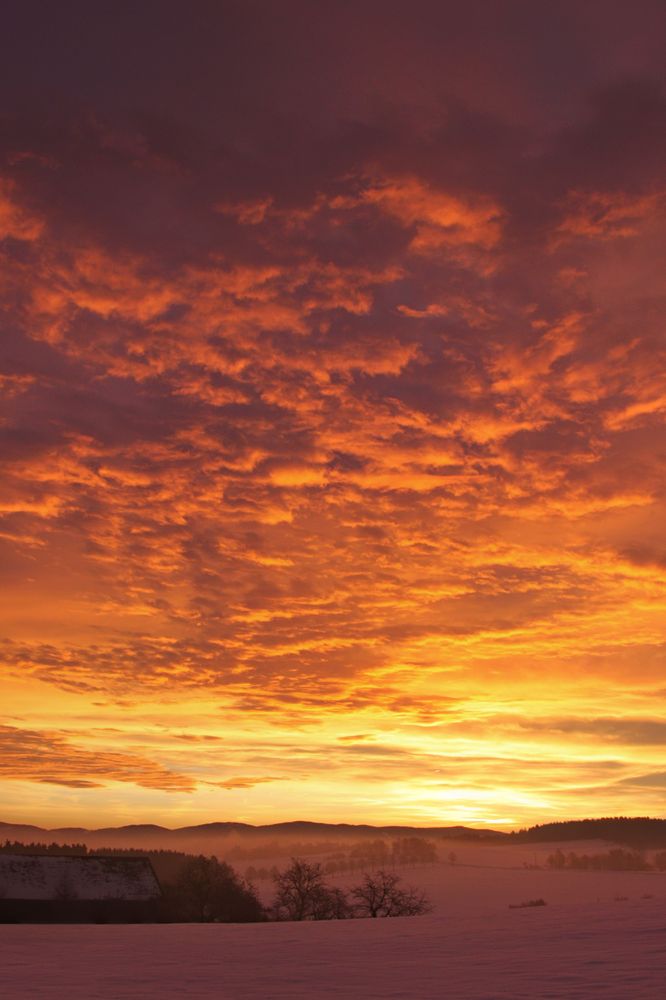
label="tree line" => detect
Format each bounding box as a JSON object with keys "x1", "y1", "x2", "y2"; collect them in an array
[
  {"x1": 245, "y1": 836, "x2": 437, "y2": 881},
  {"x1": 546, "y1": 848, "x2": 666, "y2": 871},
  {"x1": 513, "y1": 818, "x2": 666, "y2": 849},
  {"x1": 1, "y1": 840, "x2": 91, "y2": 856}
]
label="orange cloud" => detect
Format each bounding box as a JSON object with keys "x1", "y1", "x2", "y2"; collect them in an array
[
  {"x1": 555, "y1": 189, "x2": 664, "y2": 242},
  {"x1": 212, "y1": 776, "x2": 283, "y2": 790},
  {"x1": 359, "y1": 175, "x2": 504, "y2": 253},
  {"x1": 0, "y1": 179, "x2": 44, "y2": 241},
  {"x1": 0, "y1": 725, "x2": 196, "y2": 792},
  {"x1": 2, "y1": 46, "x2": 666, "y2": 830}
]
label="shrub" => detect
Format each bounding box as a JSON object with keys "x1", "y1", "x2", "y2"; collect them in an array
[{"x1": 162, "y1": 855, "x2": 265, "y2": 922}]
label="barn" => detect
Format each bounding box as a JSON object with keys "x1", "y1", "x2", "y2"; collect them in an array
[{"x1": 0, "y1": 854, "x2": 162, "y2": 922}]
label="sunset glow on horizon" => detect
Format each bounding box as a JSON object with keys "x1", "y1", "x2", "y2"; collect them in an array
[{"x1": 2, "y1": 1, "x2": 666, "y2": 831}]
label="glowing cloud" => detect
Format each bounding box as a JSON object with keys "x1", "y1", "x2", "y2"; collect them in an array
[{"x1": 1, "y1": 1, "x2": 666, "y2": 829}]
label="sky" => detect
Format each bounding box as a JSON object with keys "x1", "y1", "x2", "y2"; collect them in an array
[{"x1": 1, "y1": 0, "x2": 666, "y2": 830}]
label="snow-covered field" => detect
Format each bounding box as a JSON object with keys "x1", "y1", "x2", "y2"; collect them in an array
[{"x1": 3, "y1": 842, "x2": 666, "y2": 999}]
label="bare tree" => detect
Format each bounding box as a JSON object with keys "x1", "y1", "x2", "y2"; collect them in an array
[
  {"x1": 351, "y1": 869, "x2": 432, "y2": 918},
  {"x1": 273, "y1": 858, "x2": 330, "y2": 921},
  {"x1": 272, "y1": 858, "x2": 430, "y2": 921}
]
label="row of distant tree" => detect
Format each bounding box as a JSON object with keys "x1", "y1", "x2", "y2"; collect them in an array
[
  {"x1": 1, "y1": 841, "x2": 91, "y2": 856},
  {"x1": 546, "y1": 848, "x2": 666, "y2": 871},
  {"x1": 224, "y1": 836, "x2": 441, "y2": 864},
  {"x1": 244, "y1": 836, "x2": 438, "y2": 881}
]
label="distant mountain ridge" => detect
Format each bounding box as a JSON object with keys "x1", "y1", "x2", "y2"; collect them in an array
[
  {"x1": 4, "y1": 817, "x2": 666, "y2": 849},
  {"x1": 0, "y1": 819, "x2": 505, "y2": 846}
]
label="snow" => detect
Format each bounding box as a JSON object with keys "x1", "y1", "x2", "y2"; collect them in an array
[
  {"x1": 0, "y1": 855, "x2": 160, "y2": 900},
  {"x1": 2, "y1": 843, "x2": 666, "y2": 998}
]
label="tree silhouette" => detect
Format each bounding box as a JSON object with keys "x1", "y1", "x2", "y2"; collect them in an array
[
  {"x1": 272, "y1": 858, "x2": 334, "y2": 920},
  {"x1": 391, "y1": 837, "x2": 438, "y2": 867},
  {"x1": 351, "y1": 869, "x2": 432, "y2": 917},
  {"x1": 272, "y1": 857, "x2": 431, "y2": 921},
  {"x1": 312, "y1": 885, "x2": 351, "y2": 920},
  {"x1": 169, "y1": 855, "x2": 264, "y2": 922}
]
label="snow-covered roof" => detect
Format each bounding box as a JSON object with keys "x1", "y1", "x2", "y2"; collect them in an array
[{"x1": 0, "y1": 855, "x2": 161, "y2": 901}]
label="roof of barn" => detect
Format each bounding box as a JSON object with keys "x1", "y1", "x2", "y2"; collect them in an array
[{"x1": 0, "y1": 854, "x2": 161, "y2": 901}]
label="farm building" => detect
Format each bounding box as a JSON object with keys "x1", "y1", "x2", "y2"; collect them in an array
[{"x1": 0, "y1": 854, "x2": 161, "y2": 922}]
